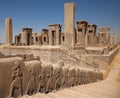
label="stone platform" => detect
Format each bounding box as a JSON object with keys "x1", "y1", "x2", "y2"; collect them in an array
[{"x1": 0, "y1": 45, "x2": 119, "y2": 70}]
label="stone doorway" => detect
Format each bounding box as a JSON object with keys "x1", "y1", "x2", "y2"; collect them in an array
[
  {"x1": 28, "y1": 33, "x2": 31, "y2": 45},
  {"x1": 52, "y1": 31, "x2": 56, "y2": 45}
]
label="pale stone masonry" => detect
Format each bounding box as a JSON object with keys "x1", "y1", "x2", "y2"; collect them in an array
[
  {"x1": 49, "y1": 24, "x2": 62, "y2": 45},
  {"x1": 1, "y1": 2, "x2": 119, "y2": 98},
  {"x1": 32, "y1": 32, "x2": 38, "y2": 45},
  {"x1": 98, "y1": 27, "x2": 111, "y2": 45},
  {"x1": 22, "y1": 28, "x2": 32, "y2": 45},
  {"x1": 6, "y1": 18, "x2": 12, "y2": 45},
  {"x1": 87, "y1": 24, "x2": 97, "y2": 46},
  {"x1": 64, "y1": 3, "x2": 76, "y2": 49},
  {"x1": 40, "y1": 29, "x2": 49, "y2": 45},
  {"x1": 75, "y1": 20, "x2": 88, "y2": 49},
  {"x1": 15, "y1": 34, "x2": 21, "y2": 45},
  {"x1": 9, "y1": 2, "x2": 117, "y2": 54}
]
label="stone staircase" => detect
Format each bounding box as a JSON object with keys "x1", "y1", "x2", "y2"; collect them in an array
[{"x1": 21, "y1": 53, "x2": 120, "y2": 98}]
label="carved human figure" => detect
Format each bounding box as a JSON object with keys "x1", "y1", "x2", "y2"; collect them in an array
[
  {"x1": 74, "y1": 68, "x2": 79, "y2": 86},
  {"x1": 7, "y1": 61, "x2": 23, "y2": 98},
  {"x1": 58, "y1": 60, "x2": 64, "y2": 68},
  {"x1": 26, "y1": 67, "x2": 36, "y2": 95},
  {"x1": 52, "y1": 66, "x2": 62, "y2": 91},
  {"x1": 45, "y1": 65, "x2": 53, "y2": 93},
  {"x1": 37, "y1": 69, "x2": 45, "y2": 93},
  {"x1": 60, "y1": 64, "x2": 70, "y2": 88},
  {"x1": 68, "y1": 67, "x2": 76, "y2": 87},
  {"x1": 55, "y1": 70, "x2": 61, "y2": 90}
]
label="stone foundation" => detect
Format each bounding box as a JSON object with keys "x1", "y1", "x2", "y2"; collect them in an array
[{"x1": 0, "y1": 46, "x2": 119, "y2": 70}]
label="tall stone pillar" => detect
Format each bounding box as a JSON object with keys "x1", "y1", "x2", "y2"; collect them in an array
[
  {"x1": 5, "y1": 18, "x2": 12, "y2": 45},
  {"x1": 64, "y1": 3, "x2": 76, "y2": 49},
  {"x1": 85, "y1": 28, "x2": 88, "y2": 48},
  {"x1": 56, "y1": 28, "x2": 61, "y2": 45},
  {"x1": 49, "y1": 29, "x2": 52, "y2": 45},
  {"x1": 114, "y1": 32, "x2": 117, "y2": 44},
  {"x1": 110, "y1": 36, "x2": 113, "y2": 45},
  {"x1": 99, "y1": 33, "x2": 102, "y2": 45}
]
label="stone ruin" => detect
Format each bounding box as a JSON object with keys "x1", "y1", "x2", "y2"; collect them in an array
[
  {"x1": 0, "y1": 2, "x2": 119, "y2": 98},
  {"x1": 5, "y1": 3, "x2": 117, "y2": 56},
  {"x1": 3, "y1": 5, "x2": 118, "y2": 79},
  {"x1": 0, "y1": 53, "x2": 103, "y2": 98}
]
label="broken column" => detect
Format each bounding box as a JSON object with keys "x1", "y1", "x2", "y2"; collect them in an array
[
  {"x1": 64, "y1": 3, "x2": 76, "y2": 49},
  {"x1": 5, "y1": 18, "x2": 13, "y2": 45}
]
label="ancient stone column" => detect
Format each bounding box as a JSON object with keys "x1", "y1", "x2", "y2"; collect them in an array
[
  {"x1": 85, "y1": 28, "x2": 88, "y2": 48},
  {"x1": 49, "y1": 29, "x2": 52, "y2": 45},
  {"x1": 56, "y1": 27, "x2": 61, "y2": 45},
  {"x1": 114, "y1": 32, "x2": 117, "y2": 44},
  {"x1": 99, "y1": 33, "x2": 102, "y2": 45},
  {"x1": 64, "y1": 3, "x2": 76, "y2": 49},
  {"x1": 5, "y1": 18, "x2": 12, "y2": 45},
  {"x1": 110, "y1": 36, "x2": 113, "y2": 45}
]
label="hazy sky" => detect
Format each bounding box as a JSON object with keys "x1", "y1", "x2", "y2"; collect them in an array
[{"x1": 0, "y1": 0, "x2": 120, "y2": 43}]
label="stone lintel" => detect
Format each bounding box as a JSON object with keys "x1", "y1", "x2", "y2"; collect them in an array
[
  {"x1": 22, "y1": 28, "x2": 32, "y2": 31},
  {"x1": 98, "y1": 27, "x2": 110, "y2": 32},
  {"x1": 88, "y1": 24, "x2": 97, "y2": 27},
  {"x1": 42, "y1": 29, "x2": 48, "y2": 32},
  {"x1": 48, "y1": 24, "x2": 62, "y2": 27},
  {"x1": 76, "y1": 20, "x2": 88, "y2": 25}
]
